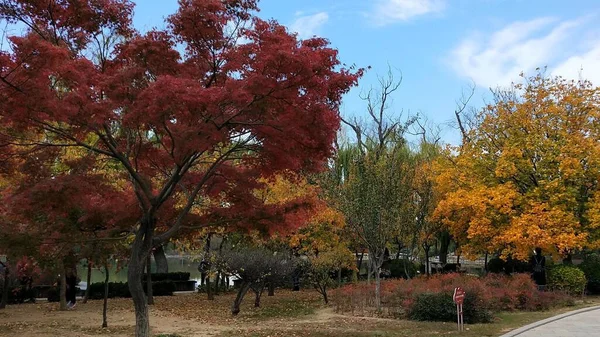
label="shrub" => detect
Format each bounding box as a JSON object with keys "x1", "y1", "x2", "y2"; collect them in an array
[
  {"x1": 389, "y1": 259, "x2": 417, "y2": 279},
  {"x1": 331, "y1": 273, "x2": 574, "y2": 321},
  {"x1": 408, "y1": 291, "x2": 492, "y2": 323},
  {"x1": 408, "y1": 293, "x2": 455, "y2": 322},
  {"x1": 547, "y1": 265, "x2": 586, "y2": 295},
  {"x1": 578, "y1": 253, "x2": 600, "y2": 294}
]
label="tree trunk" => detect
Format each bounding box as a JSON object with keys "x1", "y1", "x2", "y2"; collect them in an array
[
  {"x1": 367, "y1": 259, "x2": 372, "y2": 285},
  {"x1": 128, "y1": 243, "x2": 151, "y2": 337},
  {"x1": 206, "y1": 277, "x2": 214, "y2": 300},
  {"x1": 60, "y1": 267, "x2": 67, "y2": 311},
  {"x1": 292, "y1": 272, "x2": 300, "y2": 291},
  {"x1": 204, "y1": 234, "x2": 214, "y2": 300},
  {"x1": 146, "y1": 254, "x2": 153, "y2": 305},
  {"x1": 102, "y1": 264, "x2": 109, "y2": 328},
  {"x1": 439, "y1": 231, "x2": 450, "y2": 264},
  {"x1": 268, "y1": 282, "x2": 275, "y2": 296},
  {"x1": 0, "y1": 265, "x2": 9, "y2": 309},
  {"x1": 253, "y1": 286, "x2": 264, "y2": 308},
  {"x1": 484, "y1": 253, "x2": 489, "y2": 274},
  {"x1": 337, "y1": 269, "x2": 342, "y2": 287},
  {"x1": 375, "y1": 265, "x2": 381, "y2": 312},
  {"x1": 232, "y1": 282, "x2": 251, "y2": 315},
  {"x1": 214, "y1": 272, "x2": 220, "y2": 295},
  {"x1": 424, "y1": 246, "x2": 430, "y2": 276},
  {"x1": 356, "y1": 251, "x2": 364, "y2": 276},
  {"x1": 322, "y1": 286, "x2": 328, "y2": 304},
  {"x1": 225, "y1": 276, "x2": 229, "y2": 291},
  {"x1": 83, "y1": 261, "x2": 92, "y2": 304},
  {"x1": 404, "y1": 259, "x2": 412, "y2": 280},
  {"x1": 153, "y1": 245, "x2": 169, "y2": 274}
]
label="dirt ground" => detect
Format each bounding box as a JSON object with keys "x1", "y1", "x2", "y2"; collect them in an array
[
  {"x1": 0, "y1": 290, "x2": 336, "y2": 337},
  {"x1": 0, "y1": 290, "x2": 595, "y2": 337}
]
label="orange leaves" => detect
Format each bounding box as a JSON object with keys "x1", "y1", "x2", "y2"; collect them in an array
[{"x1": 435, "y1": 73, "x2": 600, "y2": 259}]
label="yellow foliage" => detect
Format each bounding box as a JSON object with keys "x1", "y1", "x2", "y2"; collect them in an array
[{"x1": 434, "y1": 74, "x2": 600, "y2": 259}]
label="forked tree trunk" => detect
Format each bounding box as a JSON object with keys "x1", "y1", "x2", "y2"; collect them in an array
[
  {"x1": 128, "y1": 218, "x2": 154, "y2": 337},
  {"x1": 146, "y1": 255, "x2": 153, "y2": 305},
  {"x1": 253, "y1": 286, "x2": 264, "y2": 308},
  {"x1": 315, "y1": 282, "x2": 328, "y2": 304},
  {"x1": 83, "y1": 261, "x2": 92, "y2": 304},
  {"x1": 102, "y1": 264, "x2": 109, "y2": 328},
  {"x1": 321, "y1": 286, "x2": 328, "y2": 304},
  {"x1": 60, "y1": 266, "x2": 67, "y2": 311},
  {"x1": 232, "y1": 282, "x2": 251, "y2": 315},
  {"x1": 1, "y1": 265, "x2": 9, "y2": 309},
  {"x1": 153, "y1": 245, "x2": 168, "y2": 274}
]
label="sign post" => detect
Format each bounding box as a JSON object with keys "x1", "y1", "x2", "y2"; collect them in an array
[{"x1": 453, "y1": 287, "x2": 465, "y2": 332}]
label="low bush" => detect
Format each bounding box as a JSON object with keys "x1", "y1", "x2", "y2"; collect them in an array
[
  {"x1": 408, "y1": 291, "x2": 492, "y2": 323},
  {"x1": 331, "y1": 273, "x2": 574, "y2": 322},
  {"x1": 142, "y1": 272, "x2": 190, "y2": 282},
  {"x1": 578, "y1": 253, "x2": 600, "y2": 295},
  {"x1": 547, "y1": 265, "x2": 586, "y2": 295},
  {"x1": 74, "y1": 280, "x2": 175, "y2": 300}
]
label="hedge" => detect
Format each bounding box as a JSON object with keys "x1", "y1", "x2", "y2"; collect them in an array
[
  {"x1": 48, "y1": 281, "x2": 176, "y2": 301},
  {"x1": 142, "y1": 272, "x2": 190, "y2": 282}
]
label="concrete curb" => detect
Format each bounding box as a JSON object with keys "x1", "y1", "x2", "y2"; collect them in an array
[{"x1": 500, "y1": 305, "x2": 600, "y2": 337}]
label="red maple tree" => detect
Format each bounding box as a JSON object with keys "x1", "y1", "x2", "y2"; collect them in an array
[{"x1": 0, "y1": 0, "x2": 361, "y2": 335}]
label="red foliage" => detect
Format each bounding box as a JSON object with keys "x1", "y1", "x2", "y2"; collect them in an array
[
  {"x1": 0, "y1": 0, "x2": 361, "y2": 330},
  {"x1": 331, "y1": 273, "x2": 574, "y2": 318}
]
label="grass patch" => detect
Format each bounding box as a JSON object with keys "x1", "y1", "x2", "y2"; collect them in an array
[
  {"x1": 219, "y1": 296, "x2": 600, "y2": 337},
  {"x1": 244, "y1": 296, "x2": 319, "y2": 320}
]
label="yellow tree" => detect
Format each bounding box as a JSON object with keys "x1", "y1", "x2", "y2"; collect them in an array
[{"x1": 435, "y1": 73, "x2": 600, "y2": 260}]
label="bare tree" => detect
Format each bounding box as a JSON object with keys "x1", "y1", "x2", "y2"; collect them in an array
[{"x1": 334, "y1": 68, "x2": 416, "y2": 311}]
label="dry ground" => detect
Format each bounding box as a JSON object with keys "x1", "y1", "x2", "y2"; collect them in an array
[{"x1": 0, "y1": 290, "x2": 597, "y2": 337}]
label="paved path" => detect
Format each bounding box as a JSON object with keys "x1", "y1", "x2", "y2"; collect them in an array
[{"x1": 501, "y1": 306, "x2": 600, "y2": 337}]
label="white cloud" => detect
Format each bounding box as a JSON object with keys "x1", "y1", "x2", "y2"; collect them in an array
[
  {"x1": 553, "y1": 43, "x2": 600, "y2": 85},
  {"x1": 289, "y1": 12, "x2": 329, "y2": 39},
  {"x1": 449, "y1": 16, "x2": 600, "y2": 88},
  {"x1": 371, "y1": 0, "x2": 446, "y2": 25}
]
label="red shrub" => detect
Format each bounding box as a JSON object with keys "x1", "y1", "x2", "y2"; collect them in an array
[{"x1": 331, "y1": 273, "x2": 574, "y2": 319}]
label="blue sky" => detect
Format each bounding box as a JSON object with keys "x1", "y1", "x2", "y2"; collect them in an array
[{"x1": 136, "y1": 1, "x2": 599, "y2": 143}]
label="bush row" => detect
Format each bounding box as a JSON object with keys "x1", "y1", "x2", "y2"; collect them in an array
[
  {"x1": 47, "y1": 281, "x2": 176, "y2": 302},
  {"x1": 331, "y1": 273, "x2": 574, "y2": 323},
  {"x1": 141, "y1": 272, "x2": 190, "y2": 282}
]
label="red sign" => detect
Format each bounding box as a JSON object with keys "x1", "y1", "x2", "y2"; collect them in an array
[{"x1": 453, "y1": 287, "x2": 465, "y2": 305}]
